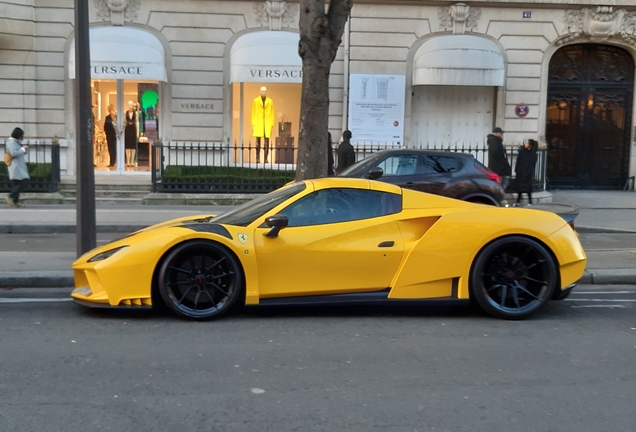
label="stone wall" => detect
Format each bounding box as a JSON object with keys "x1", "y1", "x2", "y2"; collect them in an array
[{"x1": 0, "y1": 0, "x2": 634, "y2": 181}]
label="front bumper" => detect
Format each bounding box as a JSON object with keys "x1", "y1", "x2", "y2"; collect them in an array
[{"x1": 553, "y1": 283, "x2": 576, "y2": 300}]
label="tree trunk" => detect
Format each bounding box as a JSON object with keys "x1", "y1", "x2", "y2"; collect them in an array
[{"x1": 296, "y1": 0, "x2": 352, "y2": 181}]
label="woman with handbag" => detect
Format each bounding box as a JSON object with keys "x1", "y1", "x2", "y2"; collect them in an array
[
  {"x1": 512, "y1": 139, "x2": 538, "y2": 207},
  {"x1": 4, "y1": 127, "x2": 29, "y2": 208}
]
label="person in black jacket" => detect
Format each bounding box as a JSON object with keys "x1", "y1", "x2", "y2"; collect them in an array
[
  {"x1": 327, "y1": 132, "x2": 335, "y2": 176},
  {"x1": 512, "y1": 139, "x2": 538, "y2": 206},
  {"x1": 103, "y1": 104, "x2": 117, "y2": 168},
  {"x1": 336, "y1": 130, "x2": 355, "y2": 174},
  {"x1": 487, "y1": 127, "x2": 511, "y2": 178}
]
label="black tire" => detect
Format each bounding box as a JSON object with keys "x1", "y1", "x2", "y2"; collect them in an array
[
  {"x1": 470, "y1": 236, "x2": 557, "y2": 320},
  {"x1": 158, "y1": 240, "x2": 244, "y2": 320}
]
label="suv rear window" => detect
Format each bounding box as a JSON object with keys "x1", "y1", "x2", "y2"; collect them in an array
[{"x1": 423, "y1": 155, "x2": 459, "y2": 173}]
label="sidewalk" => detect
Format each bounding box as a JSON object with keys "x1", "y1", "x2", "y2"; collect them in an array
[{"x1": 0, "y1": 190, "x2": 634, "y2": 288}]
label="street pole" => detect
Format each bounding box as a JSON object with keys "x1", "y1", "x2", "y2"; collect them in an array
[{"x1": 74, "y1": 0, "x2": 96, "y2": 256}]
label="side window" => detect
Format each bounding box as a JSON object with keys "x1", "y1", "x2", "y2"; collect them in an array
[
  {"x1": 416, "y1": 155, "x2": 435, "y2": 175},
  {"x1": 280, "y1": 188, "x2": 402, "y2": 227},
  {"x1": 377, "y1": 155, "x2": 418, "y2": 176},
  {"x1": 424, "y1": 155, "x2": 458, "y2": 173}
]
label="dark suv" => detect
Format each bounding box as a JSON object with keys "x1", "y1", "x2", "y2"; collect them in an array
[{"x1": 338, "y1": 149, "x2": 505, "y2": 206}]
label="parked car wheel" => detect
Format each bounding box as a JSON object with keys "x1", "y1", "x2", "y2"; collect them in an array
[
  {"x1": 158, "y1": 240, "x2": 244, "y2": 320},
  {"x1": 470, "y1": 236, "x2": 557, "y2": 319}
]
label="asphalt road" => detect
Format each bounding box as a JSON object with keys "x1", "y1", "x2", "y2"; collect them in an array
[{"x1": 1, "y1": 286, "x2": 635, "y2": 431}]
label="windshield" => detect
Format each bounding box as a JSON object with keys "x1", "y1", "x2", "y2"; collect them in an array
[
  {"x1": 211, "y1": 182, "x2": 307, "y2": 226},
  {"x1": 338, "y1": 152, "x2": 387, "y2": 177}
]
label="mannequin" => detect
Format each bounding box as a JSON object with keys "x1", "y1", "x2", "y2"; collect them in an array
[
  {"x1": 124, "y1": 101, "x2": 138, "y2": 167},
  {"x1": 103, "y1": 104, "x2": 117, "y2": 168},
  {"x1": 251, "y1": 86, "x2": 274, "y2": 163},
  {"x1": 135, "y1": 102, "x2": 145, "y2": 135}
]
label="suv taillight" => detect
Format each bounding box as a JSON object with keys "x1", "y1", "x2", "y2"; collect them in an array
[{"x1": 475, "y1": 165, "x2": 501, "y2": 184}]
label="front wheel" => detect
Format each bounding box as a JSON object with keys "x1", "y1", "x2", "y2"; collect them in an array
[
  {"x1": 158, "y1": 241, "x2": 244, "y2": 320},
  {"x1": 470, "y1": 236, "x2": 557, "y2": 319}
]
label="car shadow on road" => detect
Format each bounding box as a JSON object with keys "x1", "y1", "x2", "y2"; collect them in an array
[{"x1": 71, "y1": 299, "x2": 576, "y2": 322}]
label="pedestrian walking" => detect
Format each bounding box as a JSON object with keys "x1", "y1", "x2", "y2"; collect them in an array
[
  {"x1": 512, "y1": 139, "x2": 538, "y2": 206},
  {"x1": 486, "y1": 127, "x2": 512, "y2": 189},
  {"x1": 327, "y1": 132, "x2": 335, "y2": 176},
  {"x1": 336, "y1": 130, "x2": 355, "y2": 174},
  {"x1": 4, "y1": 127, "x2": 30, "y2": 208}
]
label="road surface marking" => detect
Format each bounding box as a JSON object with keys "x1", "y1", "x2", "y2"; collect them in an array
[
  {"x1": 571, "y1": 291, "x2": 636, "y2": 295},
  {"x1": 571, "y1": 305, "x2": 626, "y2": 308},
  {"x1": 564, "y1": 299, "x2": 636, "y2": 302}
]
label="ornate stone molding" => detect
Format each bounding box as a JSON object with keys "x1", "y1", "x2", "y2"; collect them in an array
[
  {"x1": 559, "y1": 6, "x2": 636, "y2": 46},
  {"x1": 95, "y1": 0, "x2": 141, "y2": 26},
  {"x1": 254, "y1": 0, "x2": 298, "y2": 31},
  {"x1": 438, "y1": 3, "x2": 481, "y2": 35}
]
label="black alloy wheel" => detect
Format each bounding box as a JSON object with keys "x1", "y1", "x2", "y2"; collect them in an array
[
  {"x1": 158, "y1": 241, "x2": 244, "y2": 320},
  {"x1": 470, "y1": 236, "x2": 557, "y2": 319}
]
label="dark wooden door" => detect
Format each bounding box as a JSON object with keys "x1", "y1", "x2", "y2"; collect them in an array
[{"x1": 546, "y1": 44, "x2": 633, "y2": 189}]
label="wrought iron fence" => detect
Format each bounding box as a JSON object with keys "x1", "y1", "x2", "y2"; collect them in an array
[
  {"x1": 0, "y1": 139, "x2": 61, "y2": 193},
  {"x1": 151, "y1": 140, "x2": 546, "y2": 194},
  {"x1": 151, "y1": 141, "x2": 297, "y2": 193}
]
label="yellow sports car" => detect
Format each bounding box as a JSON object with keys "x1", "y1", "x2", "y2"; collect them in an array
[{"x1": 72, "y1": 178, "x2": 586, "y2": 320}]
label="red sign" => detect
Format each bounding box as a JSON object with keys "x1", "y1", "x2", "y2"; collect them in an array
[{"x1": 515, "y1": 103, "x2": 529, "y2": 118}]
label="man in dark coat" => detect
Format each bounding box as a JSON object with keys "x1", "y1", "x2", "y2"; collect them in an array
[
  {"x1": 327, "y1": 132, "x2": 335, "y2": 176},
  {"x1": 487, "y1": 127, "x2": 511, "y2": 177},
  {"x1": 336, "y1": 130, "x2": 355, "y2": 174},
  {"x1": 512, "y1": 139, "x2": 538, "y2": 206}
]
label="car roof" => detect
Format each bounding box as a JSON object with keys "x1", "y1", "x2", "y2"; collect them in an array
[
  {"x1": 370, "y1": 148, "x2": 473, "y2": 158},
  {"x1": 306, "y1": 177, "x2": 403, "y2": 194}
]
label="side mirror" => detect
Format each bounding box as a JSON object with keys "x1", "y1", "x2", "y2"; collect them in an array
[
  {"x1": 366, "y1": 166, "x2": 384, "y2": 180},
  {"x1": 263, "y1": 214, "x2": 289, "y2": 238}
]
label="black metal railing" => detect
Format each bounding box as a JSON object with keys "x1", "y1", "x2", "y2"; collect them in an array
[
  {"x1": 151, "y1": 141, "x2": 298, "y2": 193},
  {"x1": 151, "y1": 140, "x2": 546, "y2": 194},
  {"x1": 0, "y1": 139, "x2": 61, "y2": 193}
]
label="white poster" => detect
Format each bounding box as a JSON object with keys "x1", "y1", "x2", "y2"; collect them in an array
[{"x1": 347, "y1": 74, "x2": 405, "y2": 145}]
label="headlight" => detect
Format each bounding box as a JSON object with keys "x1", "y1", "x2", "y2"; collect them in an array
[{"x1": 87, "y1": 246, "x2": 128, "y2": 262}]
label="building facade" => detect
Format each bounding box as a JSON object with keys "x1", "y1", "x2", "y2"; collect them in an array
[{"x1": 2, "y1": 0, "x2": 635, "y2": 189}]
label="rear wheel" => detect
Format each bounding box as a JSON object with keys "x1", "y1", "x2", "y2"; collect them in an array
[
  {"x1": 158, "y1": 241, "x2": 243, "y2": 320},
  {"x1": 470, "y1": 236, "x2": 557, "y2": 319}
]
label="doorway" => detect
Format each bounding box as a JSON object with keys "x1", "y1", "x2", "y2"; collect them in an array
[
  {"x1": 92, "y1": 79, "x2": 160, "y2": 174},
  {"x1": 546, "y1": 44, "x2": 634, "y2": 189}
]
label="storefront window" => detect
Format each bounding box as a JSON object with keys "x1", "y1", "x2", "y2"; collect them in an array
[
  {"x1": 92, "y1": 79, "x2": 159, "y2": 173},
  {"x1": 231, "y1": 82, "x2": 301, "y2": 165}
]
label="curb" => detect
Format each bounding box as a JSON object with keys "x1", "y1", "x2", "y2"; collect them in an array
[
  {"x1": 0, "y1": 224, "x2": 147, "y2": 234},
  {"x1": 582, "y1": 269, "x2": 636, "y2": 285},
  {"x1": 0, "y1": 271, "x2": 74, "y2": 289},
  {"x1": 2, "y1": 270, "x2": 635, "y2": 289},
  {"x1": 142, "y1": 193, "x2": 254, "y2": 206},
  {"x1": 574, "y1": 225, "x2": 636, "y2": 234}
]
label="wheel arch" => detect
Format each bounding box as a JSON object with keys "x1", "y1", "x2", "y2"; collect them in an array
[
  {"x1": 462, "y1": 193, "x2": 500, "y2": 206},
  {"x1": 150, "y1": 238, "x2": 247, "y2": 309},
  {"x1": 468, "y1": 233, "x2": 561, "y2": 297}
]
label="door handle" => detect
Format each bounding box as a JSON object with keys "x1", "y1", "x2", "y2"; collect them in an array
[{"x1": 378, "y1": 241, "x2": 394, "y2": 248}]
